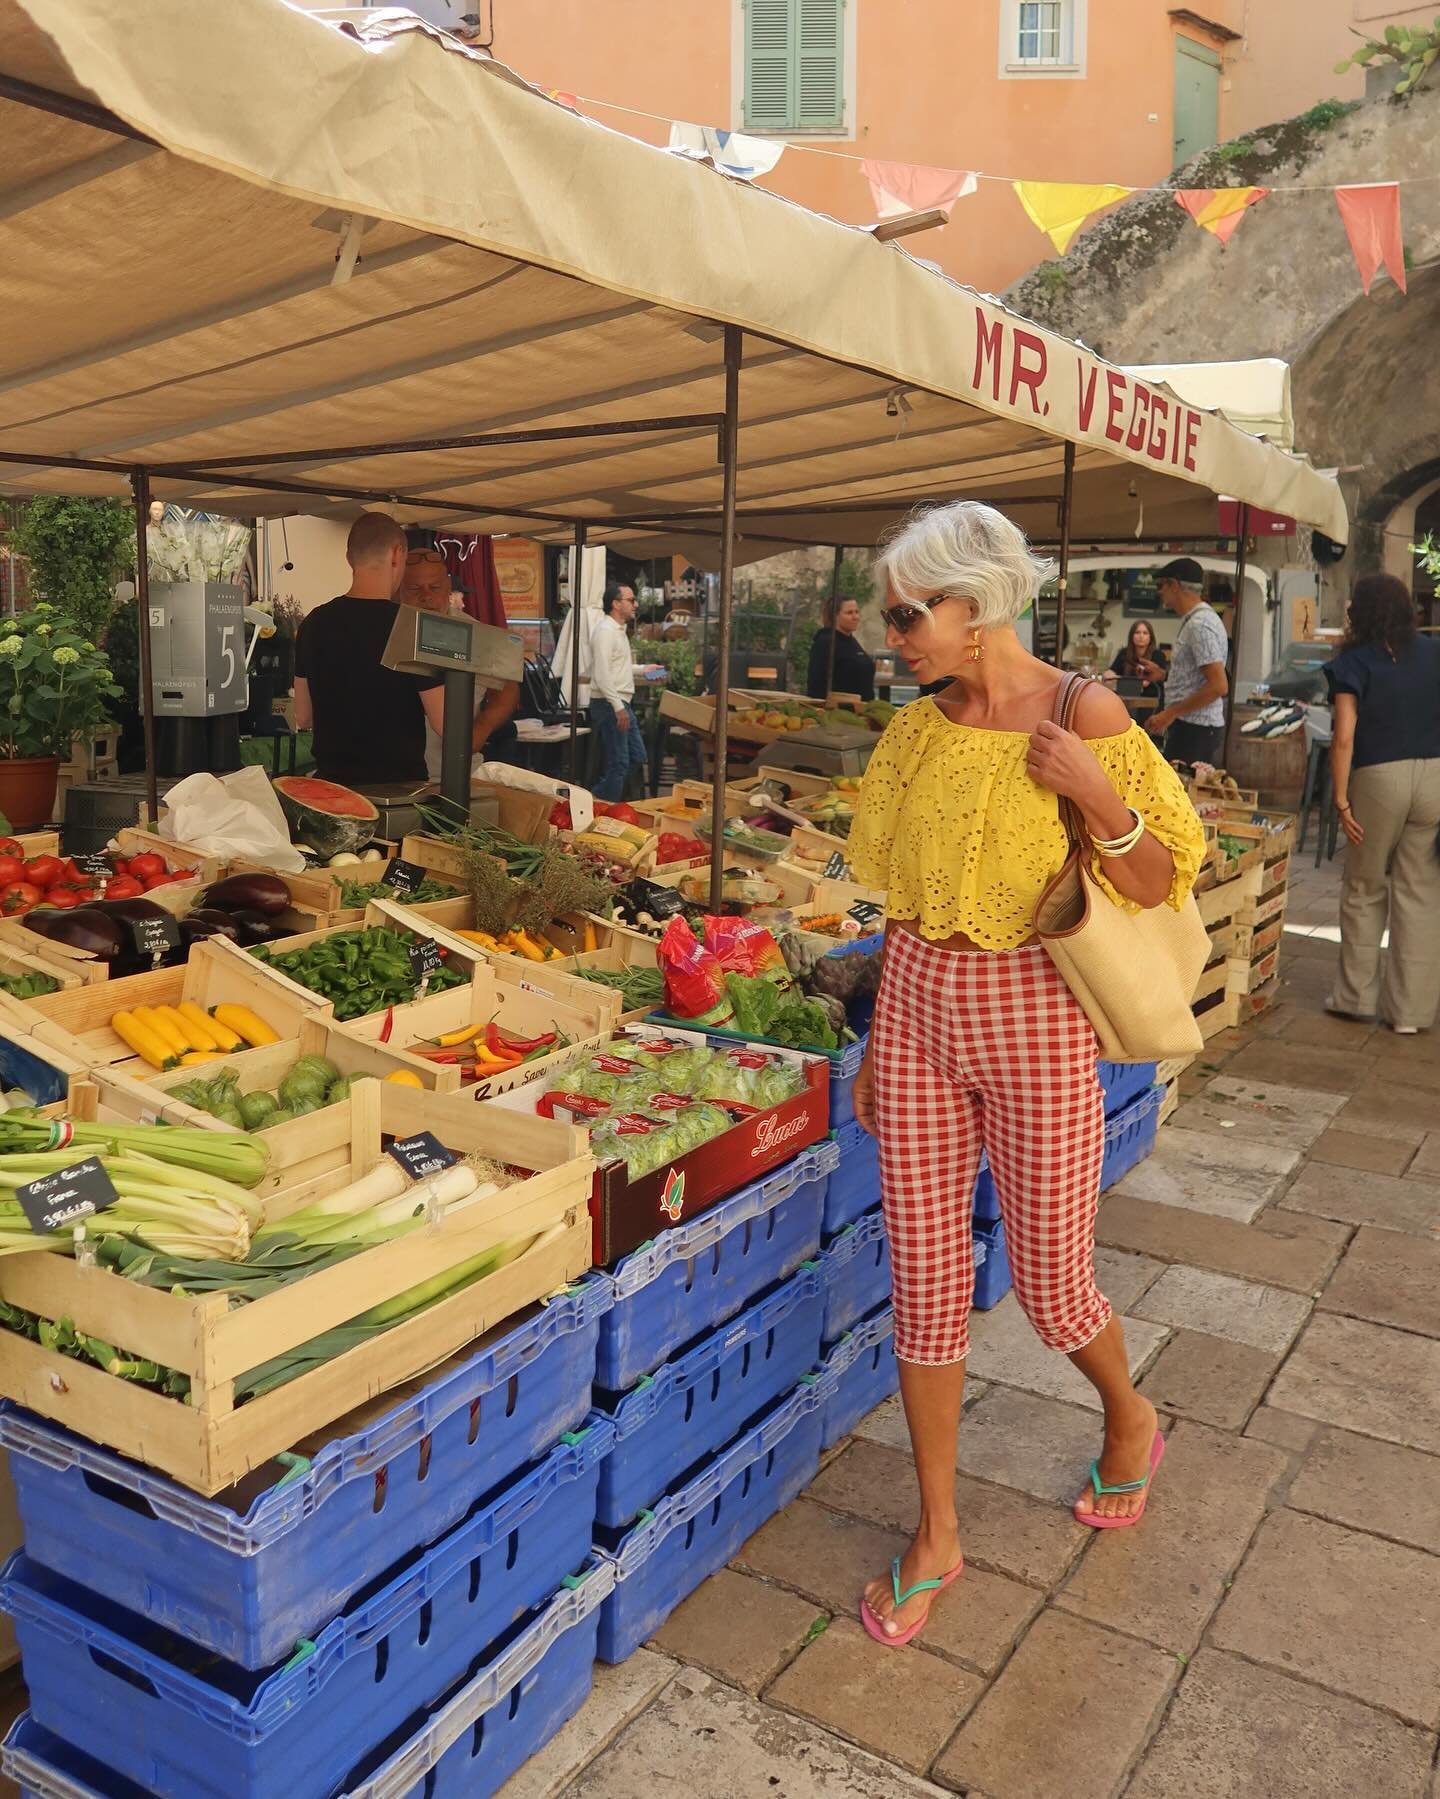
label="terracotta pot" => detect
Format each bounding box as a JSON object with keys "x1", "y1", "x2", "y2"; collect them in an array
[{"x1": 0, "y1": 757, "x2": 61, "y2": 831}]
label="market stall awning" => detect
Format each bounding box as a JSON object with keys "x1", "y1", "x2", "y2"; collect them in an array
[{"x1": 0, "y1": 0, "x2": 1347, "y2": 552}]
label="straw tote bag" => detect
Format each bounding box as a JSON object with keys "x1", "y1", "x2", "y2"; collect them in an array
[{"x1": 1034, "y1": 674, "x2": 1208, "y2": 1062}]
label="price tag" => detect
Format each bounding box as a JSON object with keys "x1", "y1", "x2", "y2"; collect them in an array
[
  {"x1": 409, "y1": 937, "x2": 444, "y2": 988},
  {"x1": 125, "y1": 913, "x2": 181, "y2": 962},
  {"x1": 382, "y1": 859, "x2": 426, "y2": 897},
  {"x1": 74, "y1": 853, "x2": 113, "y2": 881},
  {"x1": 16, "y1": 1154, "x2": 119, "y2": 1235},
  {"x1": 385, "y1": 1132, "x2": 458, "y2": 1180},
  {"x1": 846, "y1": 900, "x2": 884, "y2": 929},
  {"x1": 823, "y1": 850, "x2": 849, "y2": 880}
]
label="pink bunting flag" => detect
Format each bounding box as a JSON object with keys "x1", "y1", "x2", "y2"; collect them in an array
[
  {"x1": 862, "y1": 161, "x2": 978, "y2": 221},
  {"x1": 1173, "y1": 187, "x2": 1269, "y2": 246},
  {"x1": 1334, "y1": 183, "x2": 1407, "y2": 295}
]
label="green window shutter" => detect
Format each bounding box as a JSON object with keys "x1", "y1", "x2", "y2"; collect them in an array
[
  {"x1": 744, "y1": 0, "x2": 795, "y2": 131},
  {"x1": 795, "y1": 0, "x2": 845, "y2": 129}
]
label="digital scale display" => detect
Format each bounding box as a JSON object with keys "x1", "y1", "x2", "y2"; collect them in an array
[{"x1": 414, "y1": 612, "x2": 474, "y2": 664}]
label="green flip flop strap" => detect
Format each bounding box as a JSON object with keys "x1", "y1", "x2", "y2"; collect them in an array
[
  {"x1": 890, "y1": 1555, "x2": 948, "y2": 1607},
  {"x1": 1086, "y1": 1458, "x2": 1151, "y2": 1497}
]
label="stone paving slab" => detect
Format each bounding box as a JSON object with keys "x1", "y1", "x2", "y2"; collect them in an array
[
  {"x1": 1269, "y1": 1312, "x2": 1440, "y2": 1453},
  {"x1": 494, "y1": 1651, "x2": 676, "y2": 1799},
  {"x1": 1134, "y1": 1264, "x2": 1311, "y2": 1354},
  {"x1": 966, "y1": 1296, "x2": 1170, "y2": 1409},
  {"x1": 1137, "y1": 1328, "x2": 1278, "y2": 1430},
  {"x1": 767, "y1": 1618, "x2": 983, "y2": 1776},
  {"x1": 563, "y1": 1666, "x2": 958, "y2": 1798},
  {"x1": 1210, "y1": 1509, "x2": 1440, "y2": 1727},
  {"x1": 1318, "y1": 1225, "x2": 1440, "y2": 1336},
  {"x1": 1056, "y1": 1423, "x2": 1288, "y2": 1653},
  {"x1": 1411, "y1": 1132, "x2": 1440, "y2": 1180},
  {"x1": 1092, "y1": 1246, "x2": 1164, "y2": 1312},
  {"x1": 851, "y1": 1381, "x2": 990, "y2": 1456},
  {"x1": 1309, "y1": 1126, "x2": 1417, "y2": 1175},
  {"x1": 1332, "y1": 1079, "x2": 1435, "y2": 1146},
  {"x1": 1173, "y1": 1073, "x2": 1346, "y2": 1149},
  {"x1": 1223, "y1": 1040, "x2": 1373, "y2": 1095},
  {"x1": 1112, "y1": 1128, "x2": 1296, "y2": 1222},
  {"x1": 1127, "y1": 1648, "x2": 1436, "y2": 1799},
  {"x1": 1095, "y1": 1192, "x2": 1349, "y2": 1293},
  {"x1": 649, "y1": 1569, "x2": 820, "y2": 1696},
  {"x1": 952, "y1": 1387, "x2": 1108, "y2": 1505},
  {"x1": 807, "y1": 1440, "x2": 1089, "y2": 1588},
  {"x1": 1286, "y1": 1427, "x2": 1440, "y2": 1555},
  {"x1": 1280, "y1": 1162, "x2": 1440, "y2": 1237},
  {"x1": 1242, "y1": 1404, "x2": 1322, "y2": 1455},
  {"x1": 931, "y1": 1609, "x2": 1177, "y2": 1799}
]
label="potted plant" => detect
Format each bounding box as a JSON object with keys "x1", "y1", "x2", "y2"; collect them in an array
[
  {"x1": 0, "y1": 605, "x2": 122, "y2": 827},
  {"x1": 1335, "y1": 22, "x2": 1440, "y2": 98}
]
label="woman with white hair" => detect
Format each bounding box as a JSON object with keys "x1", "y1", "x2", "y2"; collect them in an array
[{"x1": 847, "y1": 500, "x2": 1205, "y2": 1647}]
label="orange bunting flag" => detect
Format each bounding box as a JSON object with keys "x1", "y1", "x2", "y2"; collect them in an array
[
  {"x1": 1334, "y1": 182, "x2": 1407, "y2": 295},
  {"x1": 545, "y1": 89, "x2": 581, "y2": 112},
  {"x1": 863, "y1": 161, "x2": 978, "y2": 221},
  {"x1": 1013, "y1": 181, "x2": 1133, "y2": 253},
  {"x1": 1173, "y1": 186, "x2": 1270, "y2": 246}
]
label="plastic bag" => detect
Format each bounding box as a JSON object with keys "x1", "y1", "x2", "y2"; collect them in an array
[
  {"x1": 703, "y1": 916, "x2": 790, "y2": 983},
  {"x1": 157, "y1": 767, "x2": 306, "y2": 872},
  {"x1": 658, "y1": 915, "x2": 733, "y2": 1026}
]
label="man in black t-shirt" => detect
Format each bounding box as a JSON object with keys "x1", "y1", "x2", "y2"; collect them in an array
[{"x1": 293, "y1": 513, "x2": 444, "y2": 786}]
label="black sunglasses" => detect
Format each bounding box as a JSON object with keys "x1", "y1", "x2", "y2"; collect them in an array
[{"x1": 879, "y1": 592, "x2": 961, "y2": 634}]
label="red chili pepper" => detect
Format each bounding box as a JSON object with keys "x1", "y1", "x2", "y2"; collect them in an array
[
  {"x1": 487, "y1": 1022, "x2": 557, "y2": 1056},
  {"x1": 379, "y1": 1005, "x2": 395, "y2": 1043}
]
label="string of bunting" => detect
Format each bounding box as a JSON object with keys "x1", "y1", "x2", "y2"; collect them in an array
[{"x1": 543, "y1": 86, "x2": 1411, "y2": 296}]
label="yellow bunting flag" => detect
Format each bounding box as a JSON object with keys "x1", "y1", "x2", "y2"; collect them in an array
[
  {"x1": 1013, "y1": 182, "x2": 1133, "y2": 254},
  {"x1": 1173, "y1": 187, "x2": 1270, "y2": 246}
]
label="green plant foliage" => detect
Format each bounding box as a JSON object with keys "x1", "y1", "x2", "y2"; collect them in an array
[
  {"x1": 0, "y1": 605, "x2": 122, "y2": 760},
  {"x1": 1038, "y1": 261, "x2": 1070, "y2": 296},
  {"x1": 1296, "y1": 97, "x2": 1361, "y2": 129},
  {"x1": 1335, "y1": 20, "x2": 1440, "y2": 93},
  {"x1": 1212, "y1": 137, "x2": 1254, "y2": 162},
  {"x1": 1412, "y1": 532, "x2": 1440, "y2": 580},
  {"x1": 640, "y1": 634, "x2": 703, "y2": 695},
  {"x1": 10, "y1": 497, "x2": 134, "y2": 643}
]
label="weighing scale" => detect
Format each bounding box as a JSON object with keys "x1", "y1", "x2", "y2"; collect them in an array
[
  {"x1": 379, "y1": 603, "x2": 524, "y2": 831},
  {"x1": 755, "y1": 726, "x2": 877, "y2": 780}
]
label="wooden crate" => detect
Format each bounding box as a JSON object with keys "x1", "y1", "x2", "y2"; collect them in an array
[
  {"x1": 0, "y1": 937, "x2": 89, "y2": 998},
  {"x1": 0, "y1": 1081, "x2": 593, "y2": 1494},
  {"x1": 511, "y1": 944, "x2": 659, "y2": 1027},
  {"x1": 1232, "y1": 915, "x2": 1284, "y2": 964},
  {"x1": 1229, "y1": 944, "x2": 1280, "y2": 996},
  {"x1": 1194, "y1": 863, "x2": 1261, "y2": 929},
  {"x1": 1194, "y1": 988, "x2": 1240, "y2": 1043},
  {"x1": 1191, "y1": 959, "x2": 1231, "y2": 1007},
  {"x1": 1238, "y1": 882, "x2": 1289, "y2": 933},
  {"x1": 113, "y1": 827, "x2": 228, "y2": 888},
  {"x1": 0, "y1": 937, "x2": 328, "y2": 1077},
  {"x1": 0, "y1": 921, "x2": 112, "y2": 987},
  {"x1": 1190, "y1": 779, "x2": 1259, "y2": 809},
  {"x1": 1158, "y1": 1078, "x2": 1180, "y2": 1127}
]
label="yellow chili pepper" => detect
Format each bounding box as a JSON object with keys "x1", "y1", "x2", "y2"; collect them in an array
[
  {"x1": 507, "y1": 929, "x2": 548, "y2": 963},
  {"x1": 437, "y1": 1022, "x2": 488, "y2": 1048}
]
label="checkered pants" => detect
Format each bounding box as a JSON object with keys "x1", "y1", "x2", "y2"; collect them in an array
[{"x1": 873, "y1": 931, "x2": 1111, "y2": 1365}]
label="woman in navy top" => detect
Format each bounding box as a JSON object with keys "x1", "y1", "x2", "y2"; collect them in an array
[{"x1": 1325, "y1": 573, "x2": 1440, "y2": 1032}]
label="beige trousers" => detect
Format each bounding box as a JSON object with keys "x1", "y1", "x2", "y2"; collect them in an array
[{"x1": 1332, "y1": 757, "x2": 1440, "y2": 1029}]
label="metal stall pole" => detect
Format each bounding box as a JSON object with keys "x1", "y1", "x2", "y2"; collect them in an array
[
  {"x1": 1225, "y1": 503, "x2": 1251, "y2": 760},
  {"x1": 822, "y1": 542, "x2": 844, "y2": 698},
  {"x1": 130, "y1": 470, "x2": 159, "y2": 826},
  {"x1": 1053, "y1": 441, "x2": 1076, "y2": 668},
  {"x1": 709, "y1": 326, "x2": 743, "y2": 912},
  {"x1": 568, "y1": 521, "x2": 586, "y2": 786}
]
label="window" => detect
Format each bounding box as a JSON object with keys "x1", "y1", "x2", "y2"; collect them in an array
[
  {"x1": 1000, "y1": 0, "x2": 1086, "y2": 78},
  {"x1": 742, "y1": 0, "x2": 848, "y2": 133}
]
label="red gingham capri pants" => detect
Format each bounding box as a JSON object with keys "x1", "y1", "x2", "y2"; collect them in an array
[{"x1": 872, "y1": 930, "x2": 1111, "y2": 1365}]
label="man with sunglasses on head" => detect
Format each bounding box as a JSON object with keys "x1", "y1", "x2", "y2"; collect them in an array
[
  {"x1": 399, "y1": 545, "x2": 520, "y2": 777},
  {"x1": 1145, "y1": 558, "x2": 1230, "y2": 767}
]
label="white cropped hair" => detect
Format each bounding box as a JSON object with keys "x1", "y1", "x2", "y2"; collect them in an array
[{"x1": 876, "y1": 501, "x2": 1056, "y2": 630}]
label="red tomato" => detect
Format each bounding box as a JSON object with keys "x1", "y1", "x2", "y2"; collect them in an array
[
  {"x1": 0, "y1": 839, "x2": 24, "y2": 859},
  {"x1": 1, "y1": 882, "x2": 42, "y2": 915},
  {"x1": 23, "y1": 856, "x2": 62, "y2": 890},
  {"x1": 0, "y1": 856, "x2": 24, "y2": 888},
  {"x1": 102, "y1": 875, "x2": 143, "y2": 900},
  {"x1": 44, "y1": 889, "x2": 83, "y2": 909},
  {"x1": 110, "y1": 857, "x2": 129, "y2": 876},
  {"x1": 128, "y1": 852, "x2": 166, "y2": 882}
]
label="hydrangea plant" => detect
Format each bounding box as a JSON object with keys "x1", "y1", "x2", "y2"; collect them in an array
[{"x1": 0, "y1": 605, "x2": 122, "y2": 761}]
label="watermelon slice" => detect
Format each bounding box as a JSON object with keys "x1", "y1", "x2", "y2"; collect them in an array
[{"x1": 272, "y1": 776, "x2": 380, "y2": 860}]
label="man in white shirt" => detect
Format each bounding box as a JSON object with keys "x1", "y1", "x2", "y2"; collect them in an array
[{"x1": 589, "y1": 581, "x2": 647, "y2": 801}]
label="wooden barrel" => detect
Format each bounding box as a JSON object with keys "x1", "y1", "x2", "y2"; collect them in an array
[{"x1": 1224, "y1": 708, "x2": 1308, "y2": 812}]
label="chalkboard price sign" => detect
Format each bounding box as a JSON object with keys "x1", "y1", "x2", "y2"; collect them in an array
[
  {"x1": 846, "y1": 900, "x2": 884, "y2": 929},
  {"x1": 409, "y1": 937, "x2": 444, "y2": 984},
  {"x1": 74, "y1": 854, "x2": 114, "y2": 881},
  {"x1": 126, "y1": 913, "x2": 181, "y2": 961},
  {"x1": 386, "y1": 1132, "x2": 458, "y2": 1180},
  {"x1": 382, "y1": 859, "x2": 426, "y2": 897},
  {"x1": 823, "y1": 850, "x2": 849, "y2": 880},
  {"x1": 16, "y1": 1155, "x2": 119, "y2": 1235}
]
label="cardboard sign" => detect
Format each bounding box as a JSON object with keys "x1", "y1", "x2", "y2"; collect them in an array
[
  {"x1": 382, "y1": 859, "x2": 427, "y2": 897},
  {"x1": 386, "y1": 1131, "x2": 458, "y2": 1180},
  {"x1": 126, "y1": 913, "x2": 181, "y2": 961},
  {"x1": 16, "y1": 1155, "x2": 119, "y2": 1235},
  {"x1": 408, "y1": 938, "x2": 444, "y2": 983}
]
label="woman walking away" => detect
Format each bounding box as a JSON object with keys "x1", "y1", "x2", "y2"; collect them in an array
[
  {"x1": 1103, "y1": 619, "x2": 1168, "y2": 702},
  {"x1": 846, "y1": 501, "x2": 1205, "y2": 1646},
  {"x1": 1326, "y1": 573, "x2": 1440, "y2": 1034}
]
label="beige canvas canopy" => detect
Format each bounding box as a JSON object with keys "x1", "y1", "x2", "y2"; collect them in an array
[{"x1": 0, "y1": 0, "x2": 1347, "y2": 557}]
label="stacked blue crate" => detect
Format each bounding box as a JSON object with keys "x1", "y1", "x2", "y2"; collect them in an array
[
  {"x1": 823, "y1": 1118, "x2": 881, "y2": 1235},
  {"x1": 0, "y1": 1286, "x2": 617, "y2": 1799},
  {"x1": 818, "y1": 1307, "x2": 897, "y2": 1450}
]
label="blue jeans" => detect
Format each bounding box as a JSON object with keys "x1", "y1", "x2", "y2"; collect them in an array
[{"x1": 590, "y1": 699, "x2": 647, "y2": 801}]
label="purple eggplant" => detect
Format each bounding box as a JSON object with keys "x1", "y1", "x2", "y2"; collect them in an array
[
  {"x1": 200, "y1": 873, "x2": 291, "y2": 917},
  {"x1": 24, "y1": 907, "x2": 124, "y2": 959},
  {"x1": 92, "y1": 898, "x2": 171, "y2": 924},
  {"x1": 186, "y1": 908, "x2": 242, "y2": 942},
  {"x1": 227, "y1": 909, "x2": 284, "y2": 946}
]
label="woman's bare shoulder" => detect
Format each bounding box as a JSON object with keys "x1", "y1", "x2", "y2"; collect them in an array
[{"x1": 1072, "y1": 679, "x2": 1133, "y2": 739}]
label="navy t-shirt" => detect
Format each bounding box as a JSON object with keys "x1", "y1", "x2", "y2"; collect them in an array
[{"x1": 1324, "y1": 637, "x2": 1440, "y2": 769}]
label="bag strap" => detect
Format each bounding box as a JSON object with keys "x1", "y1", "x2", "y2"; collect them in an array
[{"x1": 1052, "y1": 673, "x2": 1093, "y2": 854}]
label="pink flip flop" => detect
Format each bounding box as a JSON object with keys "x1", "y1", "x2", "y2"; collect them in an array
[
  {"x1": 860, "y1": 1554, "x2": 965, "y2": 1647},
  {"x1": 1074, "y1": 1430, "x2": 1166, "y2": 1530}
]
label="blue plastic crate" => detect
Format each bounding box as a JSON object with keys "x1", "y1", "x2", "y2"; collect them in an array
[
  {"x1": 818, "y1": 1307, "x2": 897, "y2": 1450},
  {"x1": 974, "y1": 1081, "x2": 1165, "y2": 1227},
  {"x1": 594, "y1": 1141, "x2": 835, "y2": 1392},
  {"x1": 817, "y1": 1207, "x2": 890, "y2": 1345},
  {"x1": 1098, "y1": 1060, "x2": 1158, "y2": 1119},
  {"x1": 0, "y1": 1426, "x2": 612, "y2": 1799},
  {"x1": 1100, "y1": 1084, "x2": 1163, "y2": 1193},
  {"x1": 597, "y1": 1264, "x2": 823, "y2": 1529},
  {"x1": 0, "y1": 1569, "x2": 615, "y2": 1799},
  {"x1": 0, "y1": 1284, "x2": 610, "y2": 1671},
  {"x1": 597, "y1": 1376, "x2": 828, "y2": 1665},
  {"x1": 973, "y1": 1217, "x2": 1012, "y2": 1310},
  {"x1": 822, "y1": 1118, "x2": 880, "y2": 1235}
]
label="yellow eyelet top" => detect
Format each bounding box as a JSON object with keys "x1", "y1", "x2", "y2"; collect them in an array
[{"x1": 848, "y1": 697, "x2": 1207, "y2": 950}]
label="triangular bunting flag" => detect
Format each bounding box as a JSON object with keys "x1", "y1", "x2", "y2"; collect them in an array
[
  {"x1": 667, "y1": 122, "x2": 785, "y2": 180},
  {"x1": 544, "y1": 89, "x2": 581, "y2": 112},
  {"x1": 1173, "y1": 187, "x2": 1270, "y2": 246},
  {"x1": 862, "y1": 160, "x2": 978, "y2": 221},
  {"x1": 1013, "y1": 181, "x2": 1132, "y2": 253},
  {"x1": 1335, "y1": 183, "x2": 1407, "y2": 295}
]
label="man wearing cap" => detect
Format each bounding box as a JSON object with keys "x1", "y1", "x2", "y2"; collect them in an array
[{"x1": 1146, "y1": 558, "x2": 1230, "y2": 767}]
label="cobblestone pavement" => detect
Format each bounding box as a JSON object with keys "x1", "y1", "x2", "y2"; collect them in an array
[{"x1": 507, "y1": 849, "x2": 1440, "y2": 1799}]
